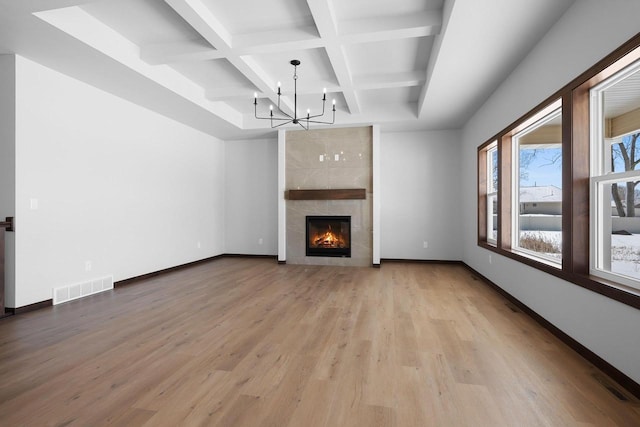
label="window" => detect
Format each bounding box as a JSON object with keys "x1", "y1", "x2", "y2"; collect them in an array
[
  {"x1": 487, "y1": 144, "x2": 498, "y2": 244},
  {"x1": 478, "y1": 141, "x2": 498, "y2": 245},
  {"x1": 476, "y1": 33, "x2": 640, "y2": 309},
  {"x1": 590, "y1": 58, "x2": 640, "y2": 290},
  {"x1": 512, "y1": 103, "x2": 562, "y2": 264}
]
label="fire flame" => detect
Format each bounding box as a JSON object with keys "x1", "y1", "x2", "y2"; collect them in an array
[{"x1": 310, "y1": 224, "x2": 347, "y2": 248}]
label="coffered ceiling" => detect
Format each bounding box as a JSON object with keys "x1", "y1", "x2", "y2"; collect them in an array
[{"x1": 0, "y1": 0, "x2": 575, "y2": 140}]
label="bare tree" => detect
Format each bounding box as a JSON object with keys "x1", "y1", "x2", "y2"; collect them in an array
[{"x1": 611, "y1": 133, "x2": 640, "y2": 217}]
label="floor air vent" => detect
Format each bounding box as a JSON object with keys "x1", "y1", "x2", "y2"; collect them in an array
[
  {"x1": 591, "y1": 372, "x2": 637, "y2": 403},
  {"x1": 53, "y1": 275, "x2": 114, "y2": 305}
]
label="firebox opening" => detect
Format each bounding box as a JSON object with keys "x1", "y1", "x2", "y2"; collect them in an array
[{"x1": 306, "y1": 216, "x2": 351, "y2": 257}]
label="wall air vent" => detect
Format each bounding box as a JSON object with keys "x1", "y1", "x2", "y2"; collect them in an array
[{"x1": 52, "y1": 275, "x2": 114, "y2": 305}]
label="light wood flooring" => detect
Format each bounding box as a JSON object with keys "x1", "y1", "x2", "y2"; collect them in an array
[{"x1": 0, "y1": 258, "x2": 638, "y2": 426}]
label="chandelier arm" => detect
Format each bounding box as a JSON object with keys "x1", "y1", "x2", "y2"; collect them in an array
[
  {"x1": 305, "y1": 113, "x2": 336, "y2": 125},
  {"x1": 307, "y1": 112, "x2": 328, "y2": 119},
  {"x1": 252, "y1": 59, "x2": 336, "y2": 130},
  {"x1": 307, "y1": 99, "x2": 337, "y2": 120},
  {"x1": 306, "y1": 100, "x2": 326, "y2": 119},
  {"x1": 274, "y1": 104, "x2": 293, "y2": 119},
  {"x1": 255, "y1": 112, "x2": 291, "y2": 121},
  {"x1": 271, "y1": 120, "x2": 294, "y2": 129},
  {"x1": 306, "y1": 119, "x2": 336, "y2": 125},
  {"x1": 255, "y1": 100, "x2": 292, "y2": 121},
  {"x1": 275, "y1": 96, "x2": 293, "y2": 119}
]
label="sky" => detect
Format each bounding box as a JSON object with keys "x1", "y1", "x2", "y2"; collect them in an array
[{"x1": 520, "y1": 147, "x2": 562, "y2": 188}]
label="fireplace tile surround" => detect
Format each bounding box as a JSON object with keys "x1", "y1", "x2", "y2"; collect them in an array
[{"x1": 283, "y1": 127, "x2": 373, "y2": 266}]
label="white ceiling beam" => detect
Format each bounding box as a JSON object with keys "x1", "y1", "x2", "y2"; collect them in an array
[
  {"x1": 233, "y1": 26, "x2": 323, "y2": 53},
  {"x1": 237, "y1": 37, "x2": 324, "y2": 55},
  {"x1": 417, "y1": 0, "x2": 455, "y2": 120},
  {"x1": 141, "y1": 36, "x2": 325, "y2": 65},
  {"x1": 34, "y1": 6, "x2": 243, "y2": 128},
  {"x1": 140, "y1": 41, "x2": 223, "y2": 65},
  {"x1": 163, "y1": 0, "x2": 294, "y2": 113},
  {"x1": 307, "y1": 0, "x2": 360, "y2": 115},
  {"x1": 340, "y1": 12, "x2": 442, "y2": 44},
  {"x1": 206, "y1": 87, "x2": 256, "y2": 100},
  {"x1": 163, "y1": 0, "x2": 232, "y2": 51},
  {"x1": 353, "y1": 71, "x2": 425, "y2": 91}
]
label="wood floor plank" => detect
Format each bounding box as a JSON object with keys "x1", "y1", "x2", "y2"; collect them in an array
[{"x1": 0, "y1": 258, "x2": 637, "y2": 426}]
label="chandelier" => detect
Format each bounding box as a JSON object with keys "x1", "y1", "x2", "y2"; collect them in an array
[{"x1": 253, "y1": 59, "x2": 336, "y2": 130}]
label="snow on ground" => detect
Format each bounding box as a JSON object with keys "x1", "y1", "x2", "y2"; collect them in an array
[
  {"x1": 611, "y1": 233, "x2": 640, "y2": 279},
  {"x1": 517, "y1": 230, "x2": 640, "y2": 279},
  {"x1": 519, "y1": 230, "x2": 562, "y2": 260}
]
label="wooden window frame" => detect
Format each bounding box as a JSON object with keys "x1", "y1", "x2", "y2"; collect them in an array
[{"x1": 477, "y1": 32, "x2": 640, "y2": 310}]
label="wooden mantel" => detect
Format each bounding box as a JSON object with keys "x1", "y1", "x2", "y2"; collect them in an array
[{"x1": 285, "y1": 189, "x2": 366, "y2": 200}]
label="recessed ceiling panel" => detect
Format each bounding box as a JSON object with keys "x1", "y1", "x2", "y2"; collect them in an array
[
  {"x1": 81, "y1": 0, "x2": 211, "y2": 47},
  {"x1": 249, "y1": 48, "x2": 338, "y2": 89},
  {"x1": 358, "y1": 87, "x2": 420, "y2": 110},
  {"x1": 202, "y1": 0, "x2": 314, "y2": 35},
  {"x1": 346, "y1": 37, "x2": 432, "y2": 76}
]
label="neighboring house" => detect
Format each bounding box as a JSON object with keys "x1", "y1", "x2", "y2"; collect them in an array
[
  {"x1": 490, "y1": 185, "x2": 562, "y2": 232},
  {"x1": 519, "y1": 185, "x2": 562, "y2": 215}
]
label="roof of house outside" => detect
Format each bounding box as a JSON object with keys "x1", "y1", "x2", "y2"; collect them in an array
[{"x1": 520, "y1": 185, "x2": 562, "y2": 203}]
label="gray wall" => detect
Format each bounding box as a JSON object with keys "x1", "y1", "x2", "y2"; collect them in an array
[
  {"x1": 380, "y1": 130, "x2": 462, "y2": 261},
  {"x1": 461, "y1": 0, "x2": 640, "y2": 384},
  {"x1": 224, "y1": 138, "x2": 278, "y2": 255},
  {"x1": 13, "y1": 56, "x2": 226, "y2": 307}
]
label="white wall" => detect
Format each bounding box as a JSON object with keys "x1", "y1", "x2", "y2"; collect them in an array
[
  {"x1": 461, "y1": 0, "x2": 640, "y2": 384},
  {"x1": 0, "y1": 55, "x2": 16, "y2": 306},
  {"x1": 13, "y1": 56, "x2": 226, "y2": 307},
  {"x1": 224, "y1": 138, "x2": 278, "y2": 255},
  {"x1": 381, "y1": 130, "x2": 462, "y2": 260}
]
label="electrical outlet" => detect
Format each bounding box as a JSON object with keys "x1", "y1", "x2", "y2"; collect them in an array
[
  {"x1": 489, "y1": 255, "x2": 492, "y2": 264},
  {"x1": 85, "y1": 261, "x2": 92, "y2": 272},
  {"x1": 423, "y1": 241, "x2": 428, "y2": 248},
  {"x1": 197, "y1": 241, "x2": 201, "y2": 249},
  {"x1": 258, "y1": 238, "x2": 263, "y2": 245}
]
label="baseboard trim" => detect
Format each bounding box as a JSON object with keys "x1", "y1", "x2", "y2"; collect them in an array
[
  {"x1": 3, "y1": 299, "x2": 53, "y2": 318},
  {"x1": 460, "y1": 262, "x2": 640, "y2": 400},
  {"x1": 223, "y1": 254, "x2": 278, "y2": 259},
  {"x1": 116, "y1": 254, "x2": 277, "y2": 287},
  {"x1": 115, "y1": 255, "x2": 226, "y2": 287},
  {"x1": 380, "y1": 258, "x2": 462, "y2": 264}
]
